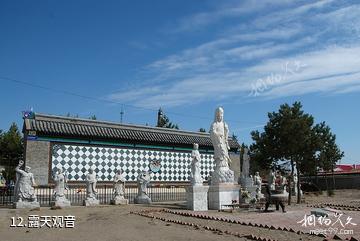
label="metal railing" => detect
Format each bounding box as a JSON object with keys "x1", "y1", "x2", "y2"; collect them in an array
[{"x1": 0, "y1": 184, "x2": 187, "y2": 207}]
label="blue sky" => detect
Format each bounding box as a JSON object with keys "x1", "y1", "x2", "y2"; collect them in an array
[{"x1": 0, "y1": 0, "x2": 359, "y2": 164}]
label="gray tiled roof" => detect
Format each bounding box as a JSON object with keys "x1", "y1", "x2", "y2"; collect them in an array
[{"x1": 23, "y1": 113, "x2": 240, "y2": 150}]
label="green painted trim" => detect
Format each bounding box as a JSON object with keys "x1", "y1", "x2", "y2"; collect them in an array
[
  {"x1": 135, "y1": 144, "x2": 172, "y2": 150},
  {"x1": 37, "y1": 137, "x2": 90, "y2": 144},
  {"x1": 90, "y1": 140, "x2": 134, "y2": 147},
  {"x1": 35, "y1": 136, "x2": 219, "y2": 154}
]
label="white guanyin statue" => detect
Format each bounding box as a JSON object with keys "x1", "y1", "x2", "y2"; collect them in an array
[
  {"x1": 190, "y1": 143, "x2": 203, "y2": 186},
  {"x1": 209, "y1": 107, "x2": 235, "y2": 184}
]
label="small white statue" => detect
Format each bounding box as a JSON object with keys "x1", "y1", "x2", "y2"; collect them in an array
[
  {"x1": 293, "y1": 173, "x2": 303, "y2": 197},
  {"x1": 268, "y1": 169, "x2": 276, "y2": 191},
  {"x1": 53, "y1": 168, "x2": 68, "y2": 199},
  {"x1": 278, "y1": 172, "x2": 287, "y2": 192},
  {"x1": 111, "y1": 169, "x2": 128, "y2": 205},
  {"x1": 83, "y1": 168, "x2": 100, "y2": 206},
  {"x1": 0, "y1": 172, "x2": 6, "y2": 187},
  {"x1": 209, "y1": 107, "x2": 234, "y2": 184},
  {"x1": 138, "y1": 170, "x2": 150, "y2": 197},
  {"x1": 14, "y1": 160, "x2": 37, "y2": 202},
  {"x1": 134, "y1": 170, "x2": 151, "y2": 204},
  {"x1": 85, "y1": 168, "x2": 97, "y2": 200},
  {"x1": 52, "y1": 168, "x2": 70, "y2": 207},
  {"x1": 190, "y1": 143, "x2": 203, "y2": 186},
  {"x1": 113, "y1": 169, "x2": 125, "y2": 198},
  {"x1": 13, "y1": 160, "x2": 40, "y2": 208},
  {"x1": 253, "y1": 172, "x2": 264, "y2": 199}
]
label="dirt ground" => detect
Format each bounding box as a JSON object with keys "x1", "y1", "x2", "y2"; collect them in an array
[{"x1": 0, "y1": 189, "x2": 359, "y2": 241}]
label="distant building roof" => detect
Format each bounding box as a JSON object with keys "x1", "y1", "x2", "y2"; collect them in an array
[
  {"x1": 335, "y1": 164, "x2": 360, "y2": 172},
  {"x1": 23, "y1": 113, "x2": 240, "y2": 151}
]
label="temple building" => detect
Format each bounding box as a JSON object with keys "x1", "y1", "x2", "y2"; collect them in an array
[{"x1": 22, "y1": 113, "x2": 240, "y2": 185}]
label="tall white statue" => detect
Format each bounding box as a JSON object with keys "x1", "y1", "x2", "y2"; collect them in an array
[
  {"x1": 84, "y1": 168, "x2": 99, "y2": 206},
  {"x1": 190, "y1": 143, "x2": 203, "y2": 186},
  {"x1": 209, "y1": 107, "x2": 235, "y2": 184},
  {"x1": 111, "y1": 169, "x2": 128, "y2": 205},
  {"x1": 52, "y1": 168, "x2": 71, "y2": 207},
  {"x1": 242, "y1": 148, "x2": 250, "y2": 178},
  {"x1": 14, "y1": 160, "x2": 39, "y2": 208}
]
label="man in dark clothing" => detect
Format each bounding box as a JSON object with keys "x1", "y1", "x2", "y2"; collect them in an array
[{"x1": 264, "y1": 185, "x2": 286, "y2": 213}]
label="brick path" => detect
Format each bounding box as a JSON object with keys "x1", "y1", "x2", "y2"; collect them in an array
[{"x1": 172, "y1": 205, "x2": 360, "y2": 240}]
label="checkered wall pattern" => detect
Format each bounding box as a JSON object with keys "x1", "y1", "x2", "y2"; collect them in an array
[{"x1": 51, "y1": 144, "x2": 215, "y2": 182}]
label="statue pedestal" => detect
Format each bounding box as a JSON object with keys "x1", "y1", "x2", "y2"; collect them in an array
[
  {"x1": 134, "y1": 194, "x2": 151, "y2": 204},
  {"x1": 52, "y1": 198, "x2": 71, "y2": 208},
  {"x1": 83, "y1": 198, "x2": 100, "y2": 206},
  {"x1": 239, "y1": 177, "x2": 253, "y2": 188},
  {"x1": 13, "y1": 201, "x2": 40, "y2": 209},
  {"x1": 111, "y1": 197, "x2": 129, "y2": 205},
  {"x1": 186, "y1": 185, "x2": 209, "y2": 211},
  {"x1": 208, "y1": 184, "x2": 240, "y2": 210}
]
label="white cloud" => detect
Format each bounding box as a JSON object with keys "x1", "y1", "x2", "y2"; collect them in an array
[
  {"x1": 172, "y1": 0, "x2": 295, "y2": 32},
  {"x1": 107, "y1": 2, "x2": 360, "y2": 108}
]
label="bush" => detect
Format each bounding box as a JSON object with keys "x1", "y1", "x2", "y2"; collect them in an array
[{"x1": 327, "y1": 189, "x2": 335, "y2": 196}]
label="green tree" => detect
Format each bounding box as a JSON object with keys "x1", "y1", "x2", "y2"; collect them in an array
[
  {"x1": 199, "y1": 128, "x2": 206, "y2": 133},
  {"x1": 251, "y1": 102, "x2": 344, "y2": 203},
  {"x1": 232, "y1": 133, "x2": 238, "y2": 142},
  {"x1": 157, "y1": 108, "x2": 179, "y2": 129},
  {"x1": 89, "y1": 115, "x2": 97, "y2": 120},
  {"x1": 0, "y1": 123, "x2": 23, "y2": 182},
  {"x1": 313, "y1": 122, "x2": 344, "y2": 195},
  {"x1": 251, "y1": 102, "x2": 316, "y2": 204}
]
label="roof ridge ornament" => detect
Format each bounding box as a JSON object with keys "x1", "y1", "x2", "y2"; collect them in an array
[{"x1": 22, "y1": 108, "x2": 35, "y2": 119}]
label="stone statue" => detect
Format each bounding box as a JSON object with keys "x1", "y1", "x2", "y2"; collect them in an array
[
  {"x1": 239, "y1": 147, "x2": 255, "y2": 189},
  {"x1": 14, "y1": 160, "x2": 40, "y2": 208},
  {"x1": 253, "y1": 172, "x2": 264, "y2": 199},
  {"x1": 209, "y1": 107, "x2": 235, "y2": 184},
  {"x1": 293, "y1": 173, "x2": 303, "y2": 197},
  {"x1": 84, "y1": 168, "x2": 99, "y2": 206},
  {"x1": 0, "y1": 172, "x2": 6, "y2": 187},
  {"x1": 134, "y1": 170, "x2": 151, "y2": 204},
  {"x1": 111, "y1": 169, "x2": 128, "y2": 205},
  {"x1": 268, "y1": 169, "x2": 276, "y2": 191},
  {"x1": 190, "y1": 143, "x2": 203, "y2": 186},
  {"x1": 52, "y1": 168, "x2": 71, "y2": 207},
  {"x1": 249, "y1": 175, "x2": 254, "y2": 185},
  {"x1": 242, "y1": 148, "x2": 250, "y2": 178},
  {"x1": 278, "y1": 172, "x2": 287, "y2": 193}
]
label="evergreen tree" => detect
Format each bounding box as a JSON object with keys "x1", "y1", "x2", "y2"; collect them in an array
[
  {"x1": 156, "y1": 108, "x2": 179, "y2": 129},
  {"x1": 0, "y1": 123, "x2": 23, "y2": 182},
  {"x1": 250, "y1": 102, "x2": 343, "y2": 204}
]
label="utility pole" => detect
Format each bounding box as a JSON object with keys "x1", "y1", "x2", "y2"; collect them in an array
[{"x1": 120, "y1": 106, "x2": 124, "y2": 123}]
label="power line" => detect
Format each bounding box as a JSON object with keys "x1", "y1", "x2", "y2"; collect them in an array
[{"x1": 1, "y1": 76, "x2": 264, "y2": 125}]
